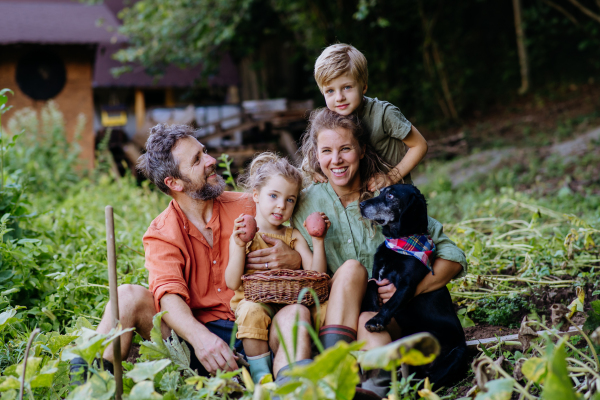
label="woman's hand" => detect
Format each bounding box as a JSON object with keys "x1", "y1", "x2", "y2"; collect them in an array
[
  {"x1": 245, "y1": 236, "x2": 302, "y2": 271},
  {"x1": 376, "y1": 258, "x2": 463, "y2": 303},
  {"x1": 367, "y1": 173, "x2": 395, "y2": 192},
  {"x1": 312, "y1": 172, "x2": 328, "y2": 184}
]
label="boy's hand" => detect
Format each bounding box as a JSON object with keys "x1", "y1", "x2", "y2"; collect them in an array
[
  {"x1": 230, "y1": 214, "x2": 255, "y2": 248},
  {"x1": 303, "y1": 212, "x2": 331, "y2": 240},
  {"x1": 312, "y1": 172, "x2": 328, "y2": 184},
  {"x1": 367, "y1": 173, "x2": 395, "y2": 192}
]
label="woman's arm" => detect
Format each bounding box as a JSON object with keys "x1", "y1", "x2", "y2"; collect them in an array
[
  {"x1": 377, "y1": 258, "x2": 463, "y2": 303},
  {"x1": 224, "y1": 215, "x2": 249, "y2": 290}
]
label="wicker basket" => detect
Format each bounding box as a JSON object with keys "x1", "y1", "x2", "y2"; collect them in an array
[{"x1": 242, "y1": 270, "x2": 329, "y2": 306}]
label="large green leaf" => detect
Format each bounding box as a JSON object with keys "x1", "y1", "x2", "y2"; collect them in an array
[
  {"x1": 357, "y1": 332, "x2": 440, "y2": 371},
  {"x1": 0, "y1": 308, "x2": 20, "y2": 333},
  {"x1": 66, "y1": 371, "x2": 115, "y2": 400},
  {"x1": 47, "y1": 334, "x2": 78, "y2": 354},
  {"x1": 30, "y1": 360, "x2": 59, "y2": 388},
  {"x1": 541, "y1": 340, "x2": 580, "y2": 400},
  {"x1": 284, "y1": 341, "x2": 363, "y2": 382},
  {"x1": 140, "y1": 311, "x2": 169, "y2": 360},
  {"x1": 0, "y1": 376, "x2": 20, "y2": 392},
  {"x1": 15, "y1": 356, "x2": 43, "y2": 382},
  {"x1": 521, "y1": 357, "x2": 546, "y2": 383},
  {"x1": 126, "y1": 360, "x2": 172, "y2": 383},
  {"x1": 474, "y1": 378, "x2": 515, "y2": 400},
  {"x1": 321, "y1": 353, "x2": 359, "y2": 400},
  {"x1": 128, "y1": 381, "x2": 164, "y2": 400}
]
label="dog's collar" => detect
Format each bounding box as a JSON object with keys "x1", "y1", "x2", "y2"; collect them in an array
[{"x1": 384, "y1": 234, "x2": 436, "y2": 274}]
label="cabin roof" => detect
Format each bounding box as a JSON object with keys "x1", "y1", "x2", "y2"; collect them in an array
[{"x1": 0, "y1": 0, "x2": 124, "y2": 45}]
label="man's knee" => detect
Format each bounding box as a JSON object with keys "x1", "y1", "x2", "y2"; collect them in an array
[
  {"x1": 334, "y1": 260, "x2": 368, "y2": 287},
  {"x1": 114, "y1": 284, "x2": 154, "y2": 314}
]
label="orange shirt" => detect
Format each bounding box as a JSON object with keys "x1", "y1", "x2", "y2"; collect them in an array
[{"x1": 143, "y1": 192, "x2": 255, "y2": 324}]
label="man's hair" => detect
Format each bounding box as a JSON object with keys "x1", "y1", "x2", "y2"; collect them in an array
[
  {"x1": 300, "y1": 108, "x2": 391, "y2": 201},
  {"x1": 137, "y1": 124, "x2": 195, "y2": 194},
  {"x1": 314, "y1": 43, "x2": 368, "y2": 92}
]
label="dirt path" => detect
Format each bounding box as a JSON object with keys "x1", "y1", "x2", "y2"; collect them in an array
[{"x1": 415, "y1": 126, "x2": 600, "y2": 188}]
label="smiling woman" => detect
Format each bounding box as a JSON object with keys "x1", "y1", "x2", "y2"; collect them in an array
[{"x1": 293, "y1": 108, "x2": 468, "y2": 395}]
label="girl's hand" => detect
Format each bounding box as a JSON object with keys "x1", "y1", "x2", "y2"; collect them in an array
[
  {"x1": 312, "y1": 172, "x2": 328, "y2": 184},
  {"x1": 367, "y1": 173, "x2": 394, "y2": 192},
  {"x1": 303, "y1": 212, "x2": 331, "y2": 239},
  {"x1": 231, "y1": 214, "x2": 254, "y2": 248}
]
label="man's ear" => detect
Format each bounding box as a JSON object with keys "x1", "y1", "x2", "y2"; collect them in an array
[
  {"x1": 164, "y1": 176, "x2": 184, "y2": 193},
  {"x1": 362, "y1": 84, "x2": 368, "y2": 95}
]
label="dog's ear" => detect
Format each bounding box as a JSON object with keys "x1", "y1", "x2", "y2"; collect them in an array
[{"x1": 390, "y1": 187, "x2": 428, "y2": 237}]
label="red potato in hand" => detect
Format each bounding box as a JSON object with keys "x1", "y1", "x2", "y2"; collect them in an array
[
  {"x1": 238, "y1": 214, "x2": 257, "y2": 242},
  {"x1": 305, "y1": 212, "x2": 328, "y2": 237}
]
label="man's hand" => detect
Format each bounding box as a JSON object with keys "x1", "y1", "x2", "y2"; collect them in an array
[
  {"x1": 193, "y1": 330, "x2": 238, "y2": 375},
  {"x1": 245, "y1": 235, "x2": 302, "y2": 270}
]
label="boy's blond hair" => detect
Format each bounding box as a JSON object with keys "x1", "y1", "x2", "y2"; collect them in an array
[{"x1": 314, "y1": 43, "x2": 368, "y2": 92}]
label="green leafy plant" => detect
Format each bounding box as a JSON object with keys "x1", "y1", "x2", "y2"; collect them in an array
[{"x1": 472, "y1": 296, "x2": 533, "y2": 328}]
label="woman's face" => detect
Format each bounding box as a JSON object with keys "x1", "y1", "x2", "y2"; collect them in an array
[{"x1": 317, "y1": 127, "x2": 364, "y2": 193}]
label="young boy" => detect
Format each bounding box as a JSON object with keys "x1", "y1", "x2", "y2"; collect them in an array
[{"x1": 310, "y1": 43, "x2": 428, "y2": 191}]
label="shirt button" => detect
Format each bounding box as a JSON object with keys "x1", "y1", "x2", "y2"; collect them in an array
[
  {"x1": 348, "y1": 239, "x2": 352, "y2": 243},
  {"x1": 217, "y1": 288, "x2": 221, "y2": 292},
  {"x1": 213, "y1": 260, "x2": 216, "y2": 264}
]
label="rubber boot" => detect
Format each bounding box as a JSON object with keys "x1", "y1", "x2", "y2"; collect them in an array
[
  {"x1": 247, "y1": 352, "x2": 273, "y2": 384},
  {"x1": 361, "y1": 368, "x2": 392, "y2": 398},
  {"x1": 69, "y1": 357, "x2": 114, "y2": 385},
  {"x1": 274, "y1": 359, "x2": 313, "y2": 385},
  {"x1": 318, "y1": 325, "x2": 357, "y2": 349}
]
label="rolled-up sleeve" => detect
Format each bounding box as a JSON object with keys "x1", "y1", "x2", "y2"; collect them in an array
[
  {"x1": 427, "y1": 216, "x2": 468, "y2": 278},
  {"x1": 382, "y1": 104, "x2": 412, "y2": 141},
  {"x1": 143, "y1": 231, "x2": 190, "y2": 312}
]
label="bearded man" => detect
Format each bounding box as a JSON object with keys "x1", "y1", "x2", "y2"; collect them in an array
[{"x1": 71, "y1": 124, "x2": 309, "y2": 378}]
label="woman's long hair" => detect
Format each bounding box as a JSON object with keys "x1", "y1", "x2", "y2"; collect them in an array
[{"x1": 299, "y1": 108, "x2": 392, "y2": 202}]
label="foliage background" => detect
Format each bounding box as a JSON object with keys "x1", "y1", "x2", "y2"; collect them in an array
[{"x1": 104, "y1": 0, "x2": 600, "y2": 128}]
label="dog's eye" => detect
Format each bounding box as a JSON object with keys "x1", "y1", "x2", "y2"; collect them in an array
[{"x1": 386, "y1": 193, "x2": 394, "y2": 200}]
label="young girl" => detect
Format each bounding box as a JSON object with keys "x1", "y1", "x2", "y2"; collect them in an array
[{"x1": 224, "y1": 152, "x2": 330, "y2": 384}]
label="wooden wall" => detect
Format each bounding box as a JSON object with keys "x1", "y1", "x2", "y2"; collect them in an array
[{"x1": 0, "y1": 44, "x2": 95, "y2": 168}]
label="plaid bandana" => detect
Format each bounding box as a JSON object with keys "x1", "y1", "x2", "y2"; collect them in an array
[{"x1": 384, "y1": 234, "x2": 436, "y2": 274}]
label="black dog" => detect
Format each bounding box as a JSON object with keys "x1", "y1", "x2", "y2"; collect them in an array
[{"x1": 359, "y1": 184, "x2": 467, "y2": 387}]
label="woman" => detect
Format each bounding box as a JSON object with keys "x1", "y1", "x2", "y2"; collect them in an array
[{"x1": 291, "y1": 108, "x2": 467, "y2": 396}]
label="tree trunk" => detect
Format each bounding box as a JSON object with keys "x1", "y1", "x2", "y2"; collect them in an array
[{"x1": 512, "y1": 0, "x2": 530, "y2": 95}]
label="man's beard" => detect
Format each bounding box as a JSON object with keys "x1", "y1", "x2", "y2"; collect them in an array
[{"x1": 184, "y1": 174, "x2": 226, "y2": 201}]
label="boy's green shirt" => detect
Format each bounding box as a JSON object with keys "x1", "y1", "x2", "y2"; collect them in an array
[
  {"x1": 292, "y1": 182, "x2": 468, "y2": 278},
  {"x1": 358, "y1": 96, "x2": 414, "y2": 184}
]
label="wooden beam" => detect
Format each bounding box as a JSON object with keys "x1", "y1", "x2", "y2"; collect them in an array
[
  {"x1": 466, "y1": 325, "x2": 582, "y2": 348},
  {"x1": 134, "y1": 89, "x2": 145, "y2": 131}
]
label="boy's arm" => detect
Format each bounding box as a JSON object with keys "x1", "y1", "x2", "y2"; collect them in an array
[
  {"x1": 368, "y1": 125, "x2": 428, "y2": 191},
  {"x1": 224, "y1": 215, "x2": 250, "y2": 291}
]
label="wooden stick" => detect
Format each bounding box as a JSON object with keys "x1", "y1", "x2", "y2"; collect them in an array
[
  {"x1": 105, "y1": 206, "x2": 123, "y2": 400},
  {"x1": 19, "y1": 328, "x2": 40, "y2": 400},
  {"x1": 466, "y1": 325, "x2": 582, "y2": 348}
]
